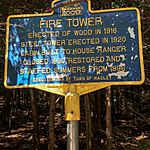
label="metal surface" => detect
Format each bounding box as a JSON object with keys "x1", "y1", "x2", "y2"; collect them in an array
[
  {"x1": 64, "y1": 85, "x2": 80, "y2": 120},
  {"x1": 65, "y1": 85, "x2": 79, "y2": 150},
  {"x1": 67, "y1": 121, "x2": 79, "y2": 150},
  {"x1": 35, "y1": 82, "x2": 112, "y2": 96},
  {"x1": 5, "y1": 0, "x2": 144, "y2": 89}
]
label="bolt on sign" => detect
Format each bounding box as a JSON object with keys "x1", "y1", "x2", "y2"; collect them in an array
[{"x1": 4, "y1": 0, "x2": 145, "y2": 91}]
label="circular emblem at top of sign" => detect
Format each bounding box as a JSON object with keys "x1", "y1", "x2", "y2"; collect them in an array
[{"x1": 60, "y1": 1, "x2": 83, "y2": 16}]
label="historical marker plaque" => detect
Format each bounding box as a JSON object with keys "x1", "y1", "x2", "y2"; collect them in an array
[{"x1": 4, "y1": 0, "x2": 144, "y2": 88}]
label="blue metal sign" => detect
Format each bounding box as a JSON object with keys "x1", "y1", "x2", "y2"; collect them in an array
[{"x1": 4, "y1": 0, "x2": 144, "y2": 88}]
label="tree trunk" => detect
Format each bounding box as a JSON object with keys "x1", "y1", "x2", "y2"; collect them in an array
[
  {"x1": 48, "y1": 93, "x2": 55, "y2": 150},
  {"x1": 30, "y1": 89, "x2": 40, "y2": 150},
  {"x1": 105, "y1": 86, "x2": 112, "y2": 150},
  {"x1": 84, "y1": 94, "x2": 92, "y2": 150},
  {"x1": 97, "y1": 91, "x2": 102, "y2": 131}
]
